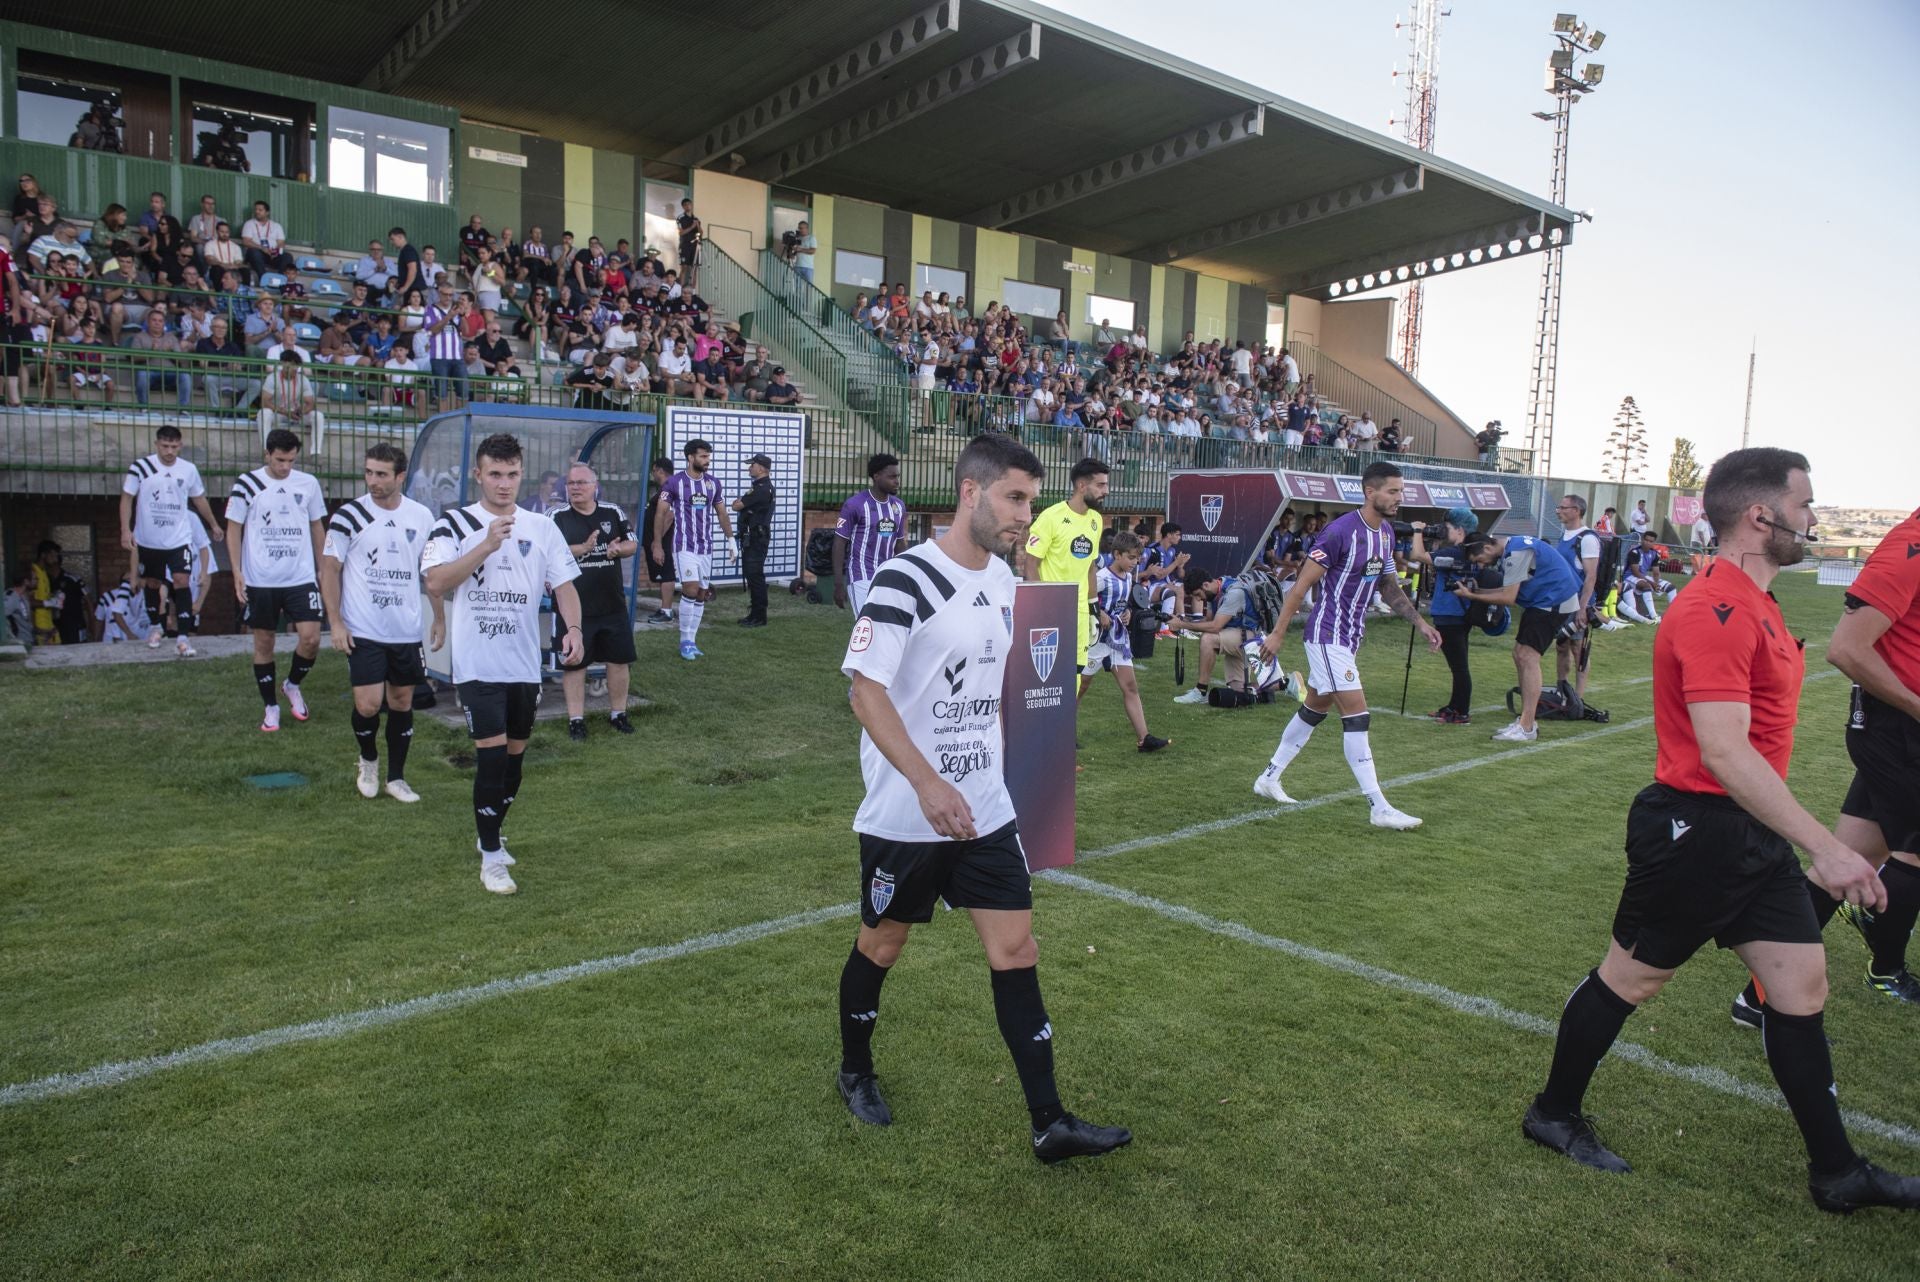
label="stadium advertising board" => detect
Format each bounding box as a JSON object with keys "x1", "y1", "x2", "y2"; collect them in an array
[
  {"x1": 1279, "y1": 470, "x2": 1510, "y2": 513},
  {"x1": 663, "y1": 406, "x2": 807, "y2": 587},
  {"x1": 1003, "y1": 582, "x2": 1078, "y2": 870},
  {"x1": 1165, "y1": 470, "x2": 1288, "y2": 578}
]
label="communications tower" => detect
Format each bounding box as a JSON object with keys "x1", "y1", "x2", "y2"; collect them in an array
[{"x1": 1390, "y1": 2, "x2": 1446, "y2": 378}]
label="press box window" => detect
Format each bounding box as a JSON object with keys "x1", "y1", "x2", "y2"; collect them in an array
[
  {"x1": 327, "y1": 108, "x2": 449, "y2": 204},
  {"x1": 835, "y1": 250, "x2": 886, "y2": 291},
  {"x1": 1085, "y1": 293, "x2": 1136, "y2": 332}
]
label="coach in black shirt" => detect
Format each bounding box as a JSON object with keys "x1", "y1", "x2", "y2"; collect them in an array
[
  {"x1": 733, "y1": 453, "x2": 775, "y2": 627},
  {"x1": 552, "y1": 462, "x2": 638, "y2": 739}
]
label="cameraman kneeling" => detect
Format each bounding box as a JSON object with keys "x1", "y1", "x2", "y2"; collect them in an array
[{"x1": 1455, "y1": 531, "x2": 1582, "y2": 742}]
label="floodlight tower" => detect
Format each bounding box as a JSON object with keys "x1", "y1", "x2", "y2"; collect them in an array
[
  {"x1": 1523, "y1": 14, "x2": 1605, "y2": 475},
  {"x1": 1390, "y1": 2, "x2": 1448, "y2": 378}
]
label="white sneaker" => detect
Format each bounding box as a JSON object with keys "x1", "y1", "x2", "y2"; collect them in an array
[
  {"x1": 1252, "y1": 770, "x2": 1296, "y2": 804},
  {"x1": 260, "y1": 704, "x2": 281, "y2": 733},
  {"x1": 147, "y1": 628, "x2": 163, "y2": 649},
  {"x1": 176, "y1": 637, "x2": 196, "y2": 657},
  {"x1": 355, "y1": 759, "x2": 379, "y2": 798},
  {"x1": 476, "y1": 839, "x2": 515, "y2": 867},
  {"x1": 1492, "y1": 721, "x2": 1538, "y2": 743},
  {"x1": 384, "y1": 779, "x2": 421, "y2": 803},
  {"x1": 1173, "y1": 687, "x2": 1209, "y2": 705},
  {"x1": 282, "y1": 682, "x2": 309, "y2": 721},
  {"x1": 1370, "y1": 804, "x2": 1423, "y2": 831},
  {"x1": 481, "y1": 861, "x2": 518, "y2": 895},
  {"x1": 1282, "y1": 670, "x2": 1305, "y2": 703}
]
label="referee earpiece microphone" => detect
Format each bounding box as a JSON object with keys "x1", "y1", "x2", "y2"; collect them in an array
[{"x1": 1756, "y1": 516, "x2": 1816, "y2": 543}]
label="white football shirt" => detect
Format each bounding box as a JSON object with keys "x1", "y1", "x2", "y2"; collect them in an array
[
  {"x1": 227, "y1": 466, "x2": 327, "y2": 587},
  {"x1": 422, "y1": 503, "x2": 579, "y2": 683},
  {"x1": 123, "y1": 453, "x2": 207, "y2": 549},
  {"x1": 323, "y1": 493, "x2": 436, "y2": 643},
  {"x1": 841, "y1": 542, "x2": 1017, "y2": 842}
]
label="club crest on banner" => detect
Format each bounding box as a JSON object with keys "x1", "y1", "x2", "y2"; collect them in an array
[
  {"x1": 1029, "y1": 627, "x2": 1059, "y2": 683},
  {"x1": 1200, "y1": 494, "x2": 1224, "y2": 532}
]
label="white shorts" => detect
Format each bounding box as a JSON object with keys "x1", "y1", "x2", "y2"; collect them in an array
[
  {"x1": 674, "y1": 550, "x2": 713, "y2": 587},
  {"x1": 849, "y1": 579, "x2": 871, "y2": 616},
  {"x1": 1303, "y1": 639, "x2": 1364, "y2": 694},
  {"x1": 1082, "y1": 637, "x2": 1133, "y2": 675}
]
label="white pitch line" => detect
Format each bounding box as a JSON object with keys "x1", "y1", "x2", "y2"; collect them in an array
[
  {"x1": 1041, "y1": 869, "x2": 1920, "y2": 1152},
  {"x1": 0, "y1": 903, "x2": 858, "y2": 1108},
  {"x1": 1077, "y1": 715, "x2": 1654, "y2": 862}
]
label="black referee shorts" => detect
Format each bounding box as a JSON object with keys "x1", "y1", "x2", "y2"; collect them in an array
[
  {"x1": 858, "y1": 820, "x2": 1033, "y2": 928},
  {"x1": 1611, "y1": 783, "x2": 1822, "y2": 970},
  {"x1": 1842, "y1": 686, "x2": 1920, "y2": 852},
  {"x1": 459, "y1": 680, "x2": 540, "y2": 742},
  {"x1": 1516, "y1": 606, "x2": 1569, "y2": 654},
  {"x1": 557, "y1": 612, "x2": 636, "y2": 669},
  {"x1": 347, "y1": 638, "x2": 425, "y2": 689}
]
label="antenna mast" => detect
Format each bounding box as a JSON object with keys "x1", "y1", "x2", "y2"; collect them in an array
[
  {"x1": 1741, "y1": 339, "x2": 1756, "y2": 448},
  {"x1": 1391, "y1": 2, "x2": 1447, "y2": 378}
]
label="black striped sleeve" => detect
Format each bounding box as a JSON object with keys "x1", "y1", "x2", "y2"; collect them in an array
[
  {"x1": 233, "y1": 470, "x2": 263, "y2": 497},
  {"x1": 348, "y1": 499, "x2": 373, "y2": 527},
  {"x1": 327, "y1": 516, "x2": 358, "y2": 540},
  {"x1": 898, "y1": 550, "x2": 954, "y2": 602},
  {"x1": 448, "y1": 507, "x2": 483, "y2": 534},
  {"x1": 334, "y1": 503, "x2": 366, "y2": 533},
  {"x1": 428, "y1": 523, "x2": 456, "y2": 543},
  {"x1": 868, "y1": 567, "x2": 933, "y2": 622},
  {"x1": 857, "y1": 602, "x2": 916, "y2": 629}
]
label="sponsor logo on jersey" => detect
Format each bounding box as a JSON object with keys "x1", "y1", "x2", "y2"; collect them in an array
[
  {"x1": 1712, "y1": 602, "x2": 1734, "y2": 625},
  {"x1": 1671, "y1": 818, "x2": 1691, "y2": 841},
  {"x1": 943, "y1": 658, "x2": 968, "y2": 696},
  {"x1": 1364, "y1": 556, "x2": 1384, "y2": 578},
  {"x1": 850, "y1": 616, "x2": 873, "y2": 653},
  {"x1": 1070, "y1": 534, "x2": 1094, "y2": 558},
  {"x1": 1029, "y1": 627, "x2": 1059, "y2": 683},
  {"x1": 972, "y1": 591, "x2": 992, "y2": 607},
  {"x1": 1200, "y1": 494, "x2": 1224, "y2": 532}
]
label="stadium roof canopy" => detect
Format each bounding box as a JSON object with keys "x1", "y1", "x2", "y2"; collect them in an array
[{"x1": 25, "y1": 0, "x2": 1576, "y2": 299}]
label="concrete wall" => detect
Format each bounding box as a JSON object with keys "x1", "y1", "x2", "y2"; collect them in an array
[
  {"x1": 1286, "y1": 295, "x2": 1479, "y2": 458},
  {"x1": 691, "y1": 170, "x2": 773, "y2": 259}
]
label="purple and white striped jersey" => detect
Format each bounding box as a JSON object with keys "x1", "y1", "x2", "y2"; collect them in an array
[
  {"x1": 662, "y1": 470, "x2": 724, "y2": 555},
  {"x1": 1094, "y1": 565, "x2": 1133, "y2": 647},
  {"x1": 1302, "y1": 509, "x2": 1394, "y2": 647},
  {"x1": 834, "y1": 488, "x2": 905, "y2": 584}
]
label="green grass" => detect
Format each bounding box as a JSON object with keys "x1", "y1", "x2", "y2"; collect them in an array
[{"x1": 2, "y1": 572, "x2": 1916, "y2": 1279}]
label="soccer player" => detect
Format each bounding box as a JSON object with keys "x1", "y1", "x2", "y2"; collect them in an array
[
  {"x1": 1554, "y1": 495, "x2": 1602, "y2": 699},
  {"x1": 832, "y1": 452, "x2": 907, "y2": 616},
  {"x1": 1021, "y1": 457, "x2": 1106, "y2": 672},
  {"x1": 1253, "y1": 462, "x2": 1440, "y2": 830},
  {"x1": 1616, "y1": 532, "x2": 1677, "y2": 625},
  {"x1": 1078, "y1": 531, "x2": 1170, "y2": 753},
  {"x1": 834, "y1": 433, "x2": 1131, "y2": 1164},
  {"x1": 1455, "y1": 530, "x2": 1584, "y2": 742},
  {"x1": 226, "y1": 429, "x2": 328, "y2": 732},
  {"x1": 650, "y1": 438, "x2": 734, "y2": 661},
  {"x1": 642, "y1": 456, "x2": 676, "y2": 623},
  {"x1": 319, "y1": 442, "x2": 441, "y2": 802},
  {"x1": 551, "y1": 462, "x2": 638, "y2": 740},
  {"x1": 1138, "y1": 522, "x2": 1189, "y2": 631},
  {"x1": 422, "y1": 433, "x2": 583, "y2": 894},
  {"x1": 120, "y1": 424, "x2": 219, "y2": 657},
  {"x1": 1524, "y1": 448, "x2": 1920, "y2": 1214}
]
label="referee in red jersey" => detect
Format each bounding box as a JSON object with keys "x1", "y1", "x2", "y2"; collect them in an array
[{"x1": 1522, "y1": 448, "x2": 1920, "y2": 1213}]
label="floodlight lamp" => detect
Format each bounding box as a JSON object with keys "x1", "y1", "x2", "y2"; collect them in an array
[
  {"x1": 1586, "y1": 30, "x2": 1606, "y2": 49},
  {"x1": 1554, "y1": 13, "x2": 1579, "y2": 33},
  {"x1": 1549, "y1": 49, "x2": 1574, "y2": 69},
  {"x1": 1582, "y1": 63, "x2": 1605, "y2": 85},
  {"x1": 1532, "y1": 110, "x2": 1555, "y2": 120}
]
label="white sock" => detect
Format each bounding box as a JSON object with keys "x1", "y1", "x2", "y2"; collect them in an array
[
  {"x1": 681, "y1": 599, "x2": 705, "y2": 645},
  {"x1": 1266, "y1": 711, "x2": 1320, "y2": 775},
  {"x1": 1341, "y1": 716, "x2": 1387, "y2": 807}
]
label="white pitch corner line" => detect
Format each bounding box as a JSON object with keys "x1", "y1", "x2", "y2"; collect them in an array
[
  {"x1": 0, "y1": 903, "x2": 859, "y2": 1108},
  {"x1": 1040, "y1": 869, "x2": 1920, "y2": 1153}
]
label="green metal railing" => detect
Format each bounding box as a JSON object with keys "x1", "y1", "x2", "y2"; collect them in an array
[
  {"x1": 758, "y1": 250, "x2": 911, "y2": 395},
  {"x1": 1288, "y1": 342, "x2": 1453, "y2": 454},
  {"x1": 698, "y1": 245, "x2": 849, "y2": 408}
]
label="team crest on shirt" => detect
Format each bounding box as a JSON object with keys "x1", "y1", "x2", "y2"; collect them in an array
[
  {"x1": 1001, "y1": 605, "x2": 1013, "y2": 636},
  {"x1": 517, "y1": 539, "x2": 532, "y2": 557},
  {"x1": 405, "y1": 527, "x2": 416, "y2": 543},
  {"x1": 600, "y1": 520, "x2": 612, "y2": 536},
  {"x1": 1200, "y1": 494, "x2": 1224, "y2": 532},
  {"x1": 1029, "y1": 628, "x2": 1059, "y2": 683},
  {"x1": 870, "y1": 870, "x2": 896, "y2": 914}
]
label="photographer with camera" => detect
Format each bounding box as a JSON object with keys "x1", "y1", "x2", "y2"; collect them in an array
[
  {"x1": 1476, "y1": 421, "x2": 1505, "y2": 467},
  {"x1": 1409, "y1": 507, "x2": 1495, "y2": 724},
  {"x1": 1455, "y1": 530, "x2": 1583, "y2": 742}
]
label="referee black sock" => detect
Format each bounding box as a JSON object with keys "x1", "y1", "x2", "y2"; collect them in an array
[
  {"x1": 286, "y1": 652, "x2": 315, "y2": 689},
  {"x1": 253, "y1": 662, "x2": 277, "y2": 707},
  {"x1": 351, "y1": 711, "x2": 379, "y2": 762},
  {"x1": 1536, "y1": 969, "x2": 1635, "y2": 1120},
  {"x1": 386, "y1": 709, "x2": 414, "y2": 781},
  {"x1": 990, "y1": 965, "x2": 1063, "y2": 1131},
  {"x1": 838, "y1": 944, "x2": 890, "y2": 1076},
  {"x1": 1760, "y1": 1004, "x2": 1857, "y2": 1176},
  {"x1": 473, "y1": 745, "x2": 507, "y2": 855},
  {"x1": 501, "y1": 751, "x2": 525, "y2": 821},
  {"x1": 1868, "y1": 859, "x2": 1920, "y2": 976}
]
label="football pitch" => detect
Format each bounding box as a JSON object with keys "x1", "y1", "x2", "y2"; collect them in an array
[{"x1": 3, "y1": 571, "x2": 1915, "y2": 1280}]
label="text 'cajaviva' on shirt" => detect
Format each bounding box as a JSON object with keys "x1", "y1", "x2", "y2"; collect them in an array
[
  {"x1": 323, "y1": 493, "x2": 435, "y2": 643},
  {"x1": 422, "y1": 504, "x2": 580, "y2": 684},
  {"x1": 124, "y1": 454, "x2": 207, "y2": 549},
  {"x1": 227, "y1": 467, "x2": 327, "y2": 586}
]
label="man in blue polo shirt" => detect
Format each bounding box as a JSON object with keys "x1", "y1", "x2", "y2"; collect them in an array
[{"x1": 1457, "y1": 532, "x2": 1582, "y2": 742}]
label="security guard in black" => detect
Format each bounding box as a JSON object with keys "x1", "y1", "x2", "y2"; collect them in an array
[{"x1": 734, "y1": 453, "x2": 776, "y2": 626}]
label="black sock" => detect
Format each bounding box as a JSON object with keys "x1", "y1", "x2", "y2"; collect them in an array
[
  {"x1": 386, "y1": 709, "x2": 414, "y2": 781},
  {"x1": 474, "y1": 744, "x2": 507, "y2": 854},
  {"x1": 286, "y1": 652, "x2": 315, "y2": 688},
  {"x1": 175, "y1": 596, "x2": 194, "y2": 634},
  {"x1": 1761, "y1": 1005, "x2": 1857, "y2": 1176},
  {"x1": 144, "y1": 585, "x2": 163, "y2": 626},
  {"x1": 501, "y1": 751, "x2": 524, "y2": 822},
  {"x1": 990, "y1": 966, "x2": 1063, "y2": 1131},
  {"x1": 1868, "y1": 859, "x2": 1920, "y2": 976},
  {"x1": 838, "y1": 944, "x2": 890, "y2": 1076},
  {"x1": 1804, "y1": 875, "x2": 1845, "y2": 930},
  {"x1": 1536, "y1": 969, "x2": 1636, "y2": 1119},
  {"x1": 351, "y1": 710, "x2": 379, "y2": 762},
  {"x1": 253, "y1": 662, "x2": 277, "y2": 707}
]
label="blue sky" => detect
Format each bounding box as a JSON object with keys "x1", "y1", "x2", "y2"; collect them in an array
[{"x1": 1049, "y1": 0, "x2": 1917, "y2": 507}]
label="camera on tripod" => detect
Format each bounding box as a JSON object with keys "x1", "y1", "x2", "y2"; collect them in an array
[
  {"x1": 195, "y1": 124, "x2": 250, "y2": 173},
  {"x1": 779, "y1": 229, "x2": 801, "y2": 262}
]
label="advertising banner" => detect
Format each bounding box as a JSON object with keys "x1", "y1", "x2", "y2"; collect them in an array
[
  {"x1": 1165, "y1": 470, "x2": 1288, "y2": 578},
  {"x1": 1003, "y1": 582, "x2": 1078, "y2": 870},
  {"x1": 663, "y1": 405, "x2": 807, "y2": 586},
  {"x1": 1671, "y1": 494, "x2": 1704, "y2": 528}
]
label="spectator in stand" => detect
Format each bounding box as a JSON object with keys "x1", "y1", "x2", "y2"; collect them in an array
[
  {"x1": 240, "y1": 201, "x2": 295, "y2": 276},
  {"x1": 187, "y1": 194, "x2": 222, "y2": 247},
  {"x1": 11, "y1": 175, "x2": 49, "y2": 250},
  {"x1": 26, "y1": 219, "x2": 86, "y2": 276},
  {"x1": 89, "y1": 203, "x2": 138, "y2": 271},
  {"x1": 677, "y1": 200, "x2": 704, "y2": 289},
  {"x1": 388, "y1": 227, "x2": 423, "y2": 304},
  {"x1": 259, "y1": 351, "x2": 323, "y2": 440},
  {"x1": 1350, "y1": 411, "x2": 1379, "y2": 450},
  {"x1": 655, "y1": 336, "x2": 693, "y2": 397},
  {"x1": 242, "y1": 294, "x2": 281, "y2": 351},
  {"x1": 265, "y1": 323, "x2": 312, "y2": 364},
  {"x1": 419, "y1": 245, "x2": 446, "y2": 293},
  {"x1": 473, "y1": 245, "x2": 506, "y2": 314},
  {"x1": 99, "y1": 245, "x2": 155, "y2": 343},
  {"x1": 195, "y1": 316, "x2": 249, "y2": 407},
  {"x1": 422, "y1": 286, "x2": 468, "y2": 406},
  {"x1": 517, "y1": 226, "x2": 554, "y2": 287},
  {"x1": 63, "y1": 316, "x2": 115, "y2": 402},
  {"x1": 765, "y1": 366, "x2": 801, "y2": 406},
  {"x1": 317, "y1": 313, "x2": 367, "y2": 367},
  {"x1": 202, "y1": 220, "x2": 247, "y2": 286},
  {"x1": 459, "y1": 215, "x2": 490, "y2": 271},
  {"x1": 475, "y1": 316, "x2": 519, "y2": 381},
  {"x1": 690, "y1": 343, "x2": 729, "y2": 401},
  {"x1": 568, "y1": 352, "x2": 617, "y2": 410},
  {"x1": 353, "y1": 239, "x2": 394, "y2": 297},
  {"x1": 1379, "y1": 419, "x2": 1404, "y2": 453},
  {"x1": 791, "y1": 219, "x2": 817, "y2": 284},
  {"x1": 129, "y1": 308, "x2": 192, "y2": 406}
]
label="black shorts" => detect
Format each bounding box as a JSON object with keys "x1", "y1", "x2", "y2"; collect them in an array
[
  {"x1": 243, "y1": 583, "x2": 322, "y2": 631},
  {"x1": 135, "y1": 544, "x2": 192, "y2": 581},
  {"x1": 347, "y1": 638, "x2": 426, "y2": 689},
  {"x1": 1516, "y1": 606, "x2": 1570, "y2": 653},
  {"x1": 558, "y1": 612, "x2": 636, "y2": 669},
  {"x1": 459, "y1": 680, "x2": 540, "y2": 741},
  {"x1": 1611, "y1": 783, "x2": 1822, "y2": 970},
  {"x1": 1, "y1": 326, "x2": 25, "y2": 376},
  {"x1": 1841, "y1": 686, "x2": 1920, "y2": 852},
  {"x1": 646, "y1": 552, "x2": 671, "y2": 585},
  {"x1": 858, "y1": 820, "x2": 1033, "y2": 928}
]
